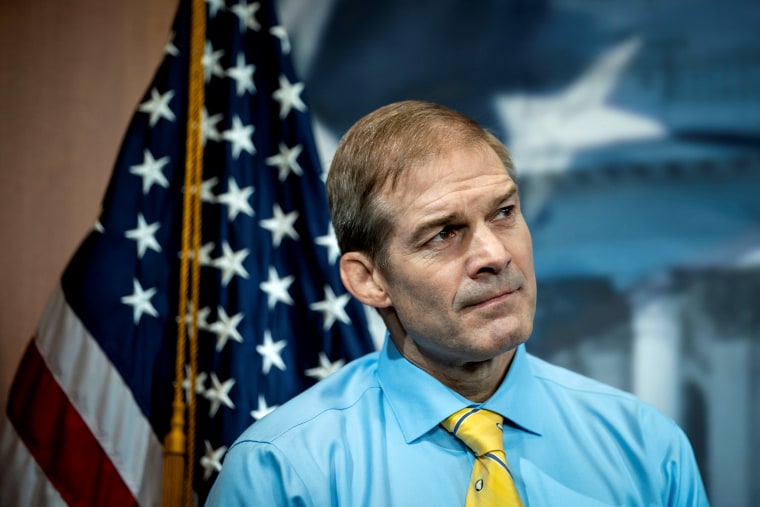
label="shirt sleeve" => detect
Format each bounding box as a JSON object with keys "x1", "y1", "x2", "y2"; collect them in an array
[
  {"x1": 205, "y1": 440, "x2": 313, "y2": 507},
  {"x1": 663, "y1": 424, "x2": 710, "y2": 507}
]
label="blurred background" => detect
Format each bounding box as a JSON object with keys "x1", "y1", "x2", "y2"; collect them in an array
[{"x1": 1, "y1": 0, "x2": 758, "y2": 505}]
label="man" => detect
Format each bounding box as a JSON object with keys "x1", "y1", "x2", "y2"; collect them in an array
[{"x1": 207, "y1": 101, "x2": 708, "y2": 506}]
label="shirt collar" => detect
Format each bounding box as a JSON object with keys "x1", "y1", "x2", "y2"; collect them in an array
[
  {"x1": 481, "y1": 344, "x2": 544, "y2": 436},
  {"x1": 377, "y1": 337, "x2": 545, "y2": 443}
]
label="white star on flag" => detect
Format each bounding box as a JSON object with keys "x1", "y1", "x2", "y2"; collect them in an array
[
  {"x1": 213, "y1": 241, "x2": 250, "y2": 286},
  {"x1": 272, "y1": 74, "x2": 306, "y2": 119},
  {"x1": 181, "y1": 242, "x2": 216, "y2": 268},
  {"x1": 207, "y1": 0, "x2": 225, "y2": 18},
  {"x1": 130, "y1": 149, "x2": 170, "y2": 194},
  {"x1": 265, "y1": 142, "x2": 303, "y2": 181},
  {"x1": 208, "y1": 306, "x2": 245, "y2": 352},
  {"x1": 250, "y1": 394, "x2": 279, "y2": 421},
  {"x1": 205, "y1": 373, "x2": 236, "y2": 418},
  {"x1": 259, "y1": 266, "x2": 295, "y2": 309},
  {"x1": 164, "y1": 31, "x2": 179, "y2": 57},
  {"x1": 222, "y1": 115, "x2": 256, "y2": 159},
  {"x1": 226, "y1": 53, "x2": 256, "y2": 96},
  {"x1": 202, "y1": 41, "x2": 225, "y2": 83},
  {"x1": 125, "y1": 213, "x2": 162, "y2": 258},
  {"x1": 316, "y1": 224, "x2": 341, "y2": 265},
  {"x1": 201, "y1": 108, "x2": 223, "y2": 145},
  {"x1": 310, "y1": 285, "x2": 351, "y2": 331},
  {"x1": 256, "y1": 330, "x2": 287, "y2": 374},
  {"x1": 269, "y1": 25, "x2": 291, "y2": 54},
  {"x1": 181, "y1": 367, "x2": 208, "y2": 403},
  {"x1": 138, "y1": 88, "x2": 176, "y2": 126},
  {"x1": 194, "y1": 242, "x2": 216, "y2": 267},
  {"x1": 177, "y1": 303, "x2": 212, "y2": 336},
  {"x1": 200, "y1": 440, "x2": 228, "y2": 481},
  {"x1": 305, "y1": 352, "x2": 346, "y2": 381},
  {"x1": 216, "y1": 177, "x2": 255, "y2": 220},
  {"x1": 120, "y1": 278, "x2": 159, "y2": 325},
  {"x1": 231, "y1": 0, "x2": 261, "y2": 32},
  {"x1": 259, "y1": 204, "x2": 299, "y2": 247},
  {"x1": 198, "y1": 176, "x2": 220, "y2": 203}
]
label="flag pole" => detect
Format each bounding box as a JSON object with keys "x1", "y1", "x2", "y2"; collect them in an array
[{"x1": 162, "y1": 0, "x2": 205, "y2": 504}]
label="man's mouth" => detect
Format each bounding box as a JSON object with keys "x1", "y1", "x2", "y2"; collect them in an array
[{"x1": 463, "y1": 288, "x2": 517, "y2": 309}]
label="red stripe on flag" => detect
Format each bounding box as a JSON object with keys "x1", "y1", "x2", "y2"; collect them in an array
[{"x1": 7, "y1": 339, "x2": 138, "y2": 507}]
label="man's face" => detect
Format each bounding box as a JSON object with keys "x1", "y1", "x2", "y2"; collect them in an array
[{"x1": 376, "y1": 143, "x2": 536, "y2": 370}]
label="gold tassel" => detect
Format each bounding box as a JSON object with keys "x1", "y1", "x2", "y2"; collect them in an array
[{"x1": 161, "y1": 401, "x2": 187, "y2": 507}]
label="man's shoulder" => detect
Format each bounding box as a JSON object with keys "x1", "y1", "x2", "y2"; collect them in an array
[
  {"x1": 524, "y1": 351, "x2": 673, "y2": 429},
  {"x1": 525, "y1": 352, "x2": 634, "y2": 397},
  {"x1": 233, "y1": 351, "x2": 382, "y2": 445}
]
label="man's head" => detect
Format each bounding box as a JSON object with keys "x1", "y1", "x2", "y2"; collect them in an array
[
  {"x1": 327, "y1": 100, "x2": 516, "y2": 269},
  {"x1": 328, "y1": 100, "x2": 536, "y2": 385}
]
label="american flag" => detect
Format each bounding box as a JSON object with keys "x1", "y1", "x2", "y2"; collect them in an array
[{"x1": 0, "y1": 0, "x2": 375, "y2": 504}]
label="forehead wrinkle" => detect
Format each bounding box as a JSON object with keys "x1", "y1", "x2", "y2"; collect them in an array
[{"x1": 404, "y1": 177, "x2": 518, "y2": 247}]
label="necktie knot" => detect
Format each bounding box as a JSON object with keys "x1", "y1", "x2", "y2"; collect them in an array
[
  {"x1": 442, "y1": 407, "x2": 523, "y2": 506},
  {"x1": 442, "y1": 408, "x2": 505, "y2": 457}
]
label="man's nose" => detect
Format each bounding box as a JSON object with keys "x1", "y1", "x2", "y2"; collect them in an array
[{"x1": 465, "y1": 224, "x2": 511, "y2": 278}]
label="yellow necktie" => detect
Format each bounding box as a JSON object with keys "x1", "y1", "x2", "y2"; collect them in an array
[{"x1": 442, "y1": 408, "x2": 523, "y2": 507}]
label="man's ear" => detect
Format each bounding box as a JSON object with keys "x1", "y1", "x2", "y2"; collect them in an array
[{"x1": 339, "y1": 252, "x2": 392, "y2": 308}]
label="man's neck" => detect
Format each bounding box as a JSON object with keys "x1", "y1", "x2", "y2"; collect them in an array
[{"x1": 394, "y1": 339, "x2": 517, "y2": 403}]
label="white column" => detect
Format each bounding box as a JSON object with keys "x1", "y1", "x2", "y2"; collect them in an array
[
  {"x1": 707, "y1": 339, "x2": 750, "y2": 507},
  {"x1": 629, "y1": 281, "x2": 681, "y2": 419}
]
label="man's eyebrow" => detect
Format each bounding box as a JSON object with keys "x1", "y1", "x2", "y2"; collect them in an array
[
  {"x1": 492, "y1": 184, "x2": 518, "y2": 207},
  {"x1": 409, "y1": 183, "x2": 519, "y2": 245},
  {"x1": 410, "y1": 212, "x2": 461, "y2": 244}
]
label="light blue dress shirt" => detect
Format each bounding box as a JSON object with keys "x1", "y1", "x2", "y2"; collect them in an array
[{"x1": 206, "y1": 339, "x2": 709, "y2": 506}]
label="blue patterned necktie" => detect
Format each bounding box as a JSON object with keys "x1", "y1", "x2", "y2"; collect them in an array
[{"x1": 442, "y1": 408, "x2": 523, "y2": 506}]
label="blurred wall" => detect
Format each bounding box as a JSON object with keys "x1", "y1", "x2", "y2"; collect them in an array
[{"x1": 0, "y1": 0, "x2": 179, "y2": 411}]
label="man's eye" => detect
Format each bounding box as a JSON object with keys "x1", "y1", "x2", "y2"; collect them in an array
[
  {"x1": 432, "y1": 227, "x2": 457, "y2": 242},
  {"x1": 496, "y1": 206, "x2": 514, "y2": 219}
]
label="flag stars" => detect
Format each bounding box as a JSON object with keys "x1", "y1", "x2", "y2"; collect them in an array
[
  {"x1": 226, "y1": 53, "x2": 256, "y2": 96},
  {"x1": 208, "y1": 306, "x2": 244, "y2": 352},
  {"x1": 181, "y1": 366, "x2": 208, "y2": 403},
  {"x1": 164, "y1": 31, "x2": 179, "y2": 56},
  {"x1": 310, "y1": 285, "x2": 351, "y2": 331},
  {"x1": 250, "y1": 394, "x2": 278, "y2": 421},
  {"x1": 260, "y1": 204, "x2": 299, "y2": 247},
  {"x1": 206, "y1": 0, "x2": 226, "y2": 18},
  {"x1": 222, "y1": 115, "x2": 256, "y2": 159},
  {"x1": 180, "y1": 242, "x2": 216, "y2": 268},
  {"x1": 260, "y1": 266, "x2": 295, "y2": 310},
  {"x1": 316, "y1": 224, "x2": 341, "y2": 265},
  {"x1": 125, "y1": 213, "x2": 161, "y2": 258},
  {"x1": 203, "y1": 41, "x2": 225, "y2": 83},
  {"x1": 205, "y1": 373, "x2": 236, "y2": 417},
  {"x1": 202, "y1": 108, "x2": 223, "y2": 145},
  {"x1": 195, "y1": 242, "x2": 216, "y2": 267},
  {"x1": 121, "y1": 279, "x2": 159, "y2": 325},
  {"x1": 256, "y1": 330, "x2": 287, "y2": 374},
  {"x1": 265, "y1": 142, "x2": 303, "y2": 181},
  {"x1": 270, "y1": 25, "x2": 291, "y2": 54},
  {"x1": 217, "y1": 177, "x2": 254, "y2": 220},
  {"x1": 138, "y1": 88, "x2": 176, "y2": 126},
  {"x1": 199, "y1": 177, "x2": 219, "y2": 203},
  {"x1": 213, "y1": 241, "x2": 250, "y2": 286},
  {"x1": 272, "y1": 75, "x2": 306, "y2": 119},
  {"x1": 305, "y1": 352, "x2": 346, "y2": 381},
  {"x1": 177, "y1": 304, "x2": 212, "y2": 336},
  {"x1": 200, "y1": 440, "x2": 227, "y2": 481},
  {"x1": 130, "y1": 149, "x2": 170, "y2": 194},
  {"x1": 231, "y1": 0, "x2": 261, "y2": 32}
]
